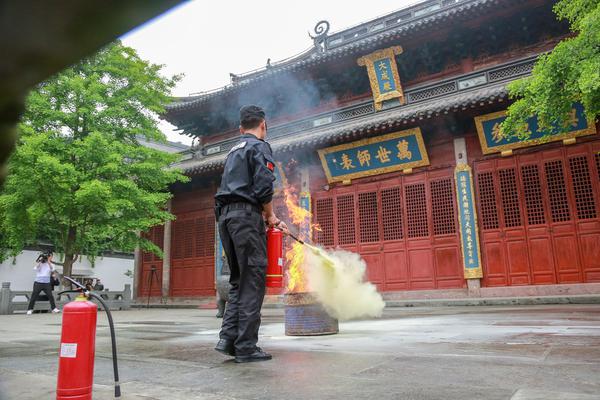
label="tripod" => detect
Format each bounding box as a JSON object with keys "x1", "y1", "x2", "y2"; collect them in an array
[{"x1": 146, "y1": 265, "x2": 160, "y2": 309}]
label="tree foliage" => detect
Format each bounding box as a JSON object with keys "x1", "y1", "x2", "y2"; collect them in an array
[
  {"x1": 502, "y1": 0, "x2": 600, "y2": 138},
  {"x1": 0, "y1": 41, "x2": 187, "y2": 278}
]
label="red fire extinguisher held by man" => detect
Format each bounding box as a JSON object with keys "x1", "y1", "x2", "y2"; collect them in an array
[
  {"x1": 266, "y1": 227, "x2": 284, "y2": 288},
  {"x1": 57, "y1": 276, "x2": 121, "y2": 399}
]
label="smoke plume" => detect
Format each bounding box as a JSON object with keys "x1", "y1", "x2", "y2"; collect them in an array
[{"x1": 304, "y1": 245, "x2": 385, "y2": 321}]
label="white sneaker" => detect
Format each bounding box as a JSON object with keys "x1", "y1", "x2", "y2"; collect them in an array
[
  {"x1": 52, "y1": 308, "x2": 61, "y2": 313},
  {"x1": 26, "y1": 310, "x2": 33, "y2": 315}
]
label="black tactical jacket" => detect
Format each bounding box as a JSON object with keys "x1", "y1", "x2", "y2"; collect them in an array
[{"x1": 215, "y1": 134, "x2": 276, "y2": 207}]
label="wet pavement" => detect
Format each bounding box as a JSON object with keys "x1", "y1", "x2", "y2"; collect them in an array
[{"x1": 1, "y1": 305, "x2": 599, "y2": 399}]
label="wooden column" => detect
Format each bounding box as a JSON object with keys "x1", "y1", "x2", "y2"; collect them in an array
[
  {"x1": 133, "y1": 232, "x2": 142, "y2": 301},
  {"x1": 453, "y1": 137, "x2": 481, "y2": 296},
  {"x1": 162, "y1": 199, "x2": 172, "y2": 302}
]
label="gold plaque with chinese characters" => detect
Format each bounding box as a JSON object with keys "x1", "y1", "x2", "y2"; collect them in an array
[
  {"x1": 317, "y1": 128, "x2": 429, "y2": 184},
  {"x1": 357, "y1": 46, "x2": 405, "y2": 111},
  {"x1": 474, "y1": 103, "x2": 596, "y2": 155}
]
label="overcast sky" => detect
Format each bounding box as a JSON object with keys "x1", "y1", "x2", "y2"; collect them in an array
[{"x1": 121, "y1": 0, "x2": 420, "y2": 145}]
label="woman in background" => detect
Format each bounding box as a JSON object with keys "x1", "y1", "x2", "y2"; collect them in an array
[{"x1": 26, "y1": 251, "x2": 60, "y2": 315}]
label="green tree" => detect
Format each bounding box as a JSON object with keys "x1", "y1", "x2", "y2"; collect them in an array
[
  {"x1": 0, "y1": 41, "x2": 187, "y2": 279},
  {"x1": 502, "y1": 0, "x2": 599, "y2": 137}
]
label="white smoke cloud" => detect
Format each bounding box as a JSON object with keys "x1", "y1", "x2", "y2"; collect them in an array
[{"x1": 304, "y1": 246, "x2": 385, "y2": 321}]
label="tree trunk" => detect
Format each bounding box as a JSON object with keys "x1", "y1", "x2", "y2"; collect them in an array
[
  {"x1": 61, "y1": 226, "x2": 77, "y2": 287},
  {"x1": 62, "y1": 254, "x2": 75, "y2": 280}
]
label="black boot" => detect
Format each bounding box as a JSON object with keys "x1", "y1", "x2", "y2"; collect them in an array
[
  {"x1": 214, "y1": 339, "x2": 235, "y2": 356},
  {"x1": 234, "y1": 347, "x2": 272, "y2": 363}
]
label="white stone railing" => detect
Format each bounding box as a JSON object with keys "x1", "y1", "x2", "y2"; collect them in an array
[{"x1": 0, "y1": 282, "x2": 131, "y2": 314}]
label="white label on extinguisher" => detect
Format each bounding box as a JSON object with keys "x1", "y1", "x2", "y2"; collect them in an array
[
  {"x1": 60, "y1": 343, "x2": 78, "y2": 358},
  {"x1": 278, "y1": 257, "x2": 284, "y2": 267}
]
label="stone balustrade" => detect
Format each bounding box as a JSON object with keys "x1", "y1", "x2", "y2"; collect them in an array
[{"x1": 0, "y1": 281, "x2": 131, "y2": 314}]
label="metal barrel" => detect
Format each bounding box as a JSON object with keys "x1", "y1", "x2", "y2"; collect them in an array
[{"x1": 284, "y1": 292, "x2": 339, "y2": 336}]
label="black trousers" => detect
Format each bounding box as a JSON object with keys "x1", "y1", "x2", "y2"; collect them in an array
[
  {"x1": 27, "y1": 282, "x2": 56, "y2": 310},
  {"x1": 218, "y1": 208, "x2": 267, "y2": 355}
]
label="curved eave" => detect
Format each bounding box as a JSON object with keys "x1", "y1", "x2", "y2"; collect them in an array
[
  {"x1": 174, "y1": 82, "x2": 508, "y2": 175},
  {"x1": 164, "y1": 0, "x2": 510, "y2": 115}
]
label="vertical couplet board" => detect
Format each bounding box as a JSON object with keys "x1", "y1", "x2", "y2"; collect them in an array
[{"x1": 454, "y1": 164, "x2": 483, "y2": 279}]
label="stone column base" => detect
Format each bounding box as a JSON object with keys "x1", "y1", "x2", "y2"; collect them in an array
[{"x1": 467, "y1": 278, "x2": 481, "y2": 297}]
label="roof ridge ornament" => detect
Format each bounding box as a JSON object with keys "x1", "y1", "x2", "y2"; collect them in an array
[{"x1": 309, "y1": 20, "x2": 330, "y2": 53}]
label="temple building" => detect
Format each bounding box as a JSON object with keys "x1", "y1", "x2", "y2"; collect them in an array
[{"x1": 134, "y1": 0, "x2": 600, "y2": 302}]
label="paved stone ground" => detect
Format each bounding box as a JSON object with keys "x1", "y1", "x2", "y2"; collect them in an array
[{"x1": 1, "y1": 305, "x2": 599, "y2": 400}]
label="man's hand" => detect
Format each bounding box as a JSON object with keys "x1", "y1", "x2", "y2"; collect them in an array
[
  {"x1": 266, "y1": 214, "x2": 279, "y2": 228},
  {"x1": 266, "y1": 214, "x2": 290, "y2": 235},
  {"x1": 277, "y1": 220, "x2": 290, "y2": 235}
]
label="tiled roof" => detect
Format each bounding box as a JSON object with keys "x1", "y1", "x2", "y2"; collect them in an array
[{"x1": 175, "y1": 82, "x2": 508, "y2": 174}]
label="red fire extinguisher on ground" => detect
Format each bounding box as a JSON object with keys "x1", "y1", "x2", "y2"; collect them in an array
[
  {"x1": 266, "y1": 227, "x2": 284, "y2": 288},
  {"x1": 57, "y1": 276, "x2": 121, "y2": 399}
]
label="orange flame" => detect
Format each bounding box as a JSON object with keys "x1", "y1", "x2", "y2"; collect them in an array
[
  {"x1": 282, "y1": 185, "x2": 318, "y2": 292},
  {"x1": 283, "y1": 186, "x2": 310, "y2": 227},
  {"x1": 286, "y1": 241, "x2": 306, "y2": 292}
]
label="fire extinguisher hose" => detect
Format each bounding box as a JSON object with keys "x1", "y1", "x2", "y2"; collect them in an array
[
  {"x1": 59, "y1": 277, "x2": 121, "y2": 398},
  {"x1": 276, "y1": 225, "x2": 336, "y2": 270},
  {"x1": 275, "y1": 225, "x2": 305, "y2": 245},
  {"x1": 88, "y1": 291, "x2": 121, "y2": 398}
]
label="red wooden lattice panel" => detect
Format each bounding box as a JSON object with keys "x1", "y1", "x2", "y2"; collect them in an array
[
  {"x1": 154, "y1": 226, "x2": 164, "y2": 252},
  {"x1": 139, "y1": 225, "x2": 164, "y2": 297},
  {"x1": 595, "y1": 153, "x2": 600, "y2": 181},
  {"x1": 430, "y1": 178, "x2": 456, "y2": 236},
  {"x1": 521, "y1": 164, "x2": 546, "y2": 225},
  {"x1": 142, "y1": 231, "x2": 153, "y2": 262},
  {"x1": 381, "y1": 187, "x2": 403, "y2": 240},
  {"x1": 498, "y1": 168, "x2": 522, "y2": 228},
  {"x1": 142, "y1": 226, "x2": 164, "y2": 262},
  {"x1": 312, "y1": 168, "x2": 463, "y2": 291},
  {"x1": 568, "y1": 156, "x2": 597, "y2": 220},
  {"x1": 171, "y1": 220, "x2": 184, "y2": 259},
  {"x1": 405, "y1": 183, "x2": 429, "y2": 238},
  {"x1": 183, "y1": 219, "x2": 194, "y2": 258},
  {"x1": 358, "y1": 192, "x2": 380, "y2": 243},
  {"x1": 205, "y1": 217, "x2": 215, "y2": 255},
  {"x1": 194, "y1": 218, "x2": 205, "y2": 257},
  {"x1": 315, "y1": 198, "x2": 334, "y2": 246},
  {"x1": 337, "y1": 194, "x2": 356, "y2": 245},
  {"x1": 545, "y1": 160, "x2": 571, "y2": 222},
  {"x1": 194, "y1": 216, "x2": 215, "y2": 257},
  {"x1": 476, "y1": 172, "x2": 499, "y2": 230},
  {"x1": 170, "y1": 209, "x2": 216, "y2": 297},
  {"x1": 476, "y1": 142, "x2": 600, "y2": 287}
]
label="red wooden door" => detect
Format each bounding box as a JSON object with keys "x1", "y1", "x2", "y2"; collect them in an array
[
  {"x1": 313, "y1": 167, "x2": 464, "y2": 291},
  {"x1": 380, "y1": 181, "x2": 407, "y2": 291},
  {"x1": 475, "y1": 158, "x2": 533, "y2": 285},
  {"x1": 474, "y1": 141, "x2": 600, "y2": 286},
  {"x1": 566, "y1": 142, "x2": 600, "y2": 282},
  {"x1": 139, "y1": 226, "x2": 164, "y2": 297},
  {"x1": 357, "y1": 182, "x2": 384, "y2": 286},
  {"x1": 170, "y1": 210, "x2": 215, "y2": 297},
  {"x1": 429, "y1": 170, "x2": 464, "y2": 289}
]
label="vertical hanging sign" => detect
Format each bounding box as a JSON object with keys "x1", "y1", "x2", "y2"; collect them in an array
[
  {"x1": 299, "y1": 192, "x2": 311, "y2": 240},
  {"x1": 357, "y1": 46, "x2": 405, "y2": 111},
  {"x1": 454, "y1": 164, "x2": 483, "y2": 279}
]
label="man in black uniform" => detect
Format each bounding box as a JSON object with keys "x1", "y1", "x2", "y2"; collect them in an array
[{"x1": 214, "y1": 105, "x2": 288, "y2": 363}]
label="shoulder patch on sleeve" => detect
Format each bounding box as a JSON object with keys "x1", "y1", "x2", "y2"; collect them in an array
[
  {"x1": 266, "y1": 161, "x2": 275, "y2": 172},
  {"x1": 227, "y1": 141, "x2": 247, "y2": 155}
]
